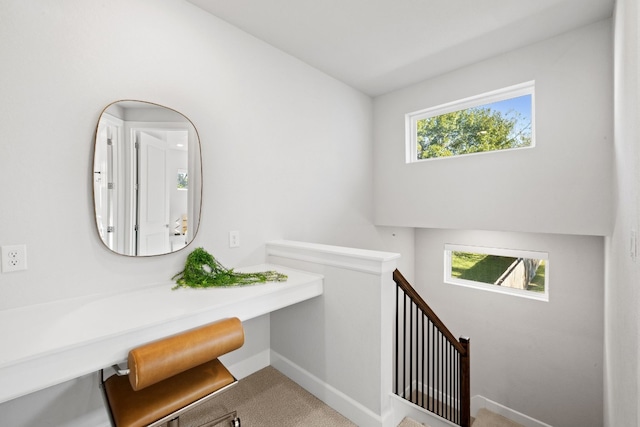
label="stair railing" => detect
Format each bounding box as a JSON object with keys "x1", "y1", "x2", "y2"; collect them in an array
[{"x1": 393, "y1": 269, "x2": 471, "y2": 427}]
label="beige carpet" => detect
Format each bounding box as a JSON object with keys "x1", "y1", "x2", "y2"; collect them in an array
[
  {"x1": 161, "y1": 365, "x2": 524, "y2": 427},
  {"x1": 471, "y1": 408, "x2": 525, "y2": 427},
  {"x1": 398, "y1": 417, "x2": 428, "y2": 426},
  {"x1": 172, "y1": 366, "x2": 356, "y2": 426},
  {"x1": 398, "y1": 408, "x2": 526, "y2": 427}
]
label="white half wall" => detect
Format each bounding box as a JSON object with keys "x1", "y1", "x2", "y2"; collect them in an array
[
  {"x1": 373, "y1": 19, "x2": 613, "y2": 236},
  {"x1": 267, "y1": 240, "x2": 399, "y2": 426}
]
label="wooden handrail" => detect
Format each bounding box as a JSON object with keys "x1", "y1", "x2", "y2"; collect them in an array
[
  {"x1": 393, "y1": 268, "x2": 471, "y2": 427},
  {"x1": 393, "y1": 269, "x2": 466, "y2": 355}
]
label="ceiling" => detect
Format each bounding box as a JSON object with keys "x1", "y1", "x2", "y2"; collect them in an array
[{"x1": 185, "y1": 0, "x2": 614, "y2": 97}]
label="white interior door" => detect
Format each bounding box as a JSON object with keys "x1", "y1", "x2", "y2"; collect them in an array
[{"x1": 137, "y1": 131, "x2": 170, "y2": 255}]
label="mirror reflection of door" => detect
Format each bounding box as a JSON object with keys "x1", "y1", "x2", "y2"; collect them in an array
[
  {"x1": 135, "y1": 129, "x2": 189, "y2": 255},
  {"x1": 94, "y1": 100, "x2": 201, "y2": 256},
  {"x1": 137, "y1": 131, "x2": 170, "y2": 256}
]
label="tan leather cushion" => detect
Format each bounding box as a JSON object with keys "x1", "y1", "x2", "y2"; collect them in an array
[
  {"x1": 128, "y1": 317, "x2": 244, "y2": 390},
  {"x1": 105, "y1": 359, "x2": 235, "y2": 427}
]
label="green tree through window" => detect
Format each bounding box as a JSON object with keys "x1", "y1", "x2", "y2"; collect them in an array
[
  {"x1": 417, "y1": 103, "x2": 531, "y2": 159},
  {"x1": 408, "y1": 85, "x2": 534, "y2": 161},
  {"x1": 416, "y1": 95, "x2": 531, "y2": 159}
]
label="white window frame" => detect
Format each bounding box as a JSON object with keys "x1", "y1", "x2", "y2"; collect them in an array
[
  {"x1": 406, "y1": 81, "x2": 535, "y2": 163},
  {"x1": 444, "y1": 243, "x2": 549, "y2": 302}
]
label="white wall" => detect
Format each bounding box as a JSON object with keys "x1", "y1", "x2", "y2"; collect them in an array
[
  {"x1": 373, "y1": 20, "x2": 613, "y2": 237},
  {"x1": 0, "y1": 0, "x2": 413, "y2": 310},
  {"x1": 415, "y1": 229, "x2": 604, "y2": 427},
  {"x1": 0, "y1": 0, "x2": 415, "y2": 424},
  {"x1": 605, "y1": 0, "x2": 640, "y2": 425},
  {"x1": 370, "y1": 21, "x2": 613, "y2": 425}
]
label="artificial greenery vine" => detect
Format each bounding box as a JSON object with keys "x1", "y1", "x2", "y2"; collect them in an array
[{"x1": 172, "y1": 247, "x2": 287, "y2": 290}]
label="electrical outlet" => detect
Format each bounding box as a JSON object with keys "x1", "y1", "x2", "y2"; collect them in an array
[
  {"x1": 229, "y1": 231, "x2": 240, "y2": 248},
  {"x1": 1, "y1": 245, "x2": 27, "y2": 273}
]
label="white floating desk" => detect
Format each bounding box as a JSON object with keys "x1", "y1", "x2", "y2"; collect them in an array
[{"x1": 0, "y1": 264, "x2": 323, "y2": 404}]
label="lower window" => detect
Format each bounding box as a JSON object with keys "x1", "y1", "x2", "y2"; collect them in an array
[{"x1": 444, "y1": 244, "x2": 548, "y2": 301}]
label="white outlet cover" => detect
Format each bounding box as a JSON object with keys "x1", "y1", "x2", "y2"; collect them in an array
[{"x1": 1, "y1": 245, "x2": 27, "y2": 273}]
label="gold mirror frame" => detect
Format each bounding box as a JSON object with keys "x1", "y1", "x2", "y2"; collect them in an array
[{"x1": 93, "y1": 100, "x2": 202, "y2": 256}]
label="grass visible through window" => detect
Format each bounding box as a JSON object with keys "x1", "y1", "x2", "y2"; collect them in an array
[
  {"x1": 451, "y1": 252, "x2": 516, "y2": 284},
  {"x1": 451, "y1": 251, "x2": 545, "y2": 293}
]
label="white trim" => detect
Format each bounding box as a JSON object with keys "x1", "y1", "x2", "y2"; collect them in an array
[
  {"x1": 270, "y1": 350, "x2": 386, "y2": 427},
  {"x1": 472, "y1": 395, "x2": 553, "y2": 427},
  {"x1": 406, "y1": 81, "x2": 535, "y2": 163},
  {"x1": 444, "y1": 244, "x2": 549, "y2": 302},
  {"x1": 445, "y1": 244, "x2": 548, "y2": 261},
  {"x1": 390, "y1": 394, "x2": 459, "y2": 427},
  {"x1": 446, "y1": 277, "x2": 549, "y2": 302},
  {"x1": 390, "y1": 393, "x2": 552, "y2": 427},
  {"x1": 266, "y1": 240, "x2": 400, "y2": 275},
  {"x1": 410, "y1": 81, "x2": 535, "y2": 120},
  {"x1": 399, "y1": 379, "x2": 461, "y2": 416},
  {"x1": 223, "y1": 349, "x2": 271, "y2": 380}
]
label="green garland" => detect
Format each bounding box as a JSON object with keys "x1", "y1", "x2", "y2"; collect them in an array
[{"x1": 172, "y1": 247, "x2": 287, "y2": 289}]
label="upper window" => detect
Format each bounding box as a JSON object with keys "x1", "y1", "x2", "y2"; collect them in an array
[
  {"x1": 444, "y1": 244, "x2": 548, "y2": 301},
  {"x1": 406, "y1": 82, "x2": 534, "y2": 162}
]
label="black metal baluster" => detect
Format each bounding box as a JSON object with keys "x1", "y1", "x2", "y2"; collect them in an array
[
  {"x1": 433, "y1": 326, "x2": 436, "y2": 414},
  {"x1": 409, "y1": 300, "x2": 413, "y2": 403},
  {"x1": 437, "y1": 325, "x2": 440, "y2": 415},
  {"x1": 446, "y1": 340, "x2": 449, "y2": 421},
  {"x1": 449, "y1": 341, "x2": 452, "y2": 421},
  {"x1": 427, "y1": 320, "x2": 433, "y2": 409},
  {"x1": 395, "y1": 283, "x2": 399, "y2": 395},
  {"x1": 421, "y1": 313, "x2": 425, "y2": 408},
  {"x1": 403, "y1": 292, "x2": 407, "y2": 398},
  {"x1": 416, "y1": 301, "x2": 420, "y2": 406},
  {"x1": 417, "y1": 311, "x2": 421, "y2": 407},
  {"x1": 456, "y1": 348, "x2": 460, "y2": 423},
  {"x1": 450, "y1": 341, "x2": 454, "y2": 421}
]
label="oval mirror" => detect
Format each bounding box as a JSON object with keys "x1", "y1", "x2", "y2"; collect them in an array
[{"x1": 93, "y1": 100, "x2": 202, "y2": 256}]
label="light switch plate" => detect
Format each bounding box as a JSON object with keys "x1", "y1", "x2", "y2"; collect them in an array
[{"x1": 229, "y1": 231, "x2": 240, "y2": 248}]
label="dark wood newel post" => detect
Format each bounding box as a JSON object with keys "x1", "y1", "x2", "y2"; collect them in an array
[{"x1": 460, "y1": 337, "x2": 471, "y2": 427}]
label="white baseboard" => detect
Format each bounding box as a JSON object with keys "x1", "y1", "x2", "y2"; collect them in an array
[
  {"x1": 224, "y1": 349, "x2": 271, "y2": 380},
  {"x1": 390, "y1": 393, "x2": 459, "y2": 427},
  {"x1": 471, "y1": 395, "x2": 553, "y2": 427},
  {"x1": 270, "y1": 350, "x2": 386, "y2": 427}
]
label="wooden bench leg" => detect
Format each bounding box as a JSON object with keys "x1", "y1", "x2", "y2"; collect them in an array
[{"x1": 167, "y1": 417, "x2": 180, "y2": 427}]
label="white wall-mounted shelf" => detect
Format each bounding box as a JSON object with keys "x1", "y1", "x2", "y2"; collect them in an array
[{"x1": 0, "y1": 264, "x2": 323, "y2": 404}]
